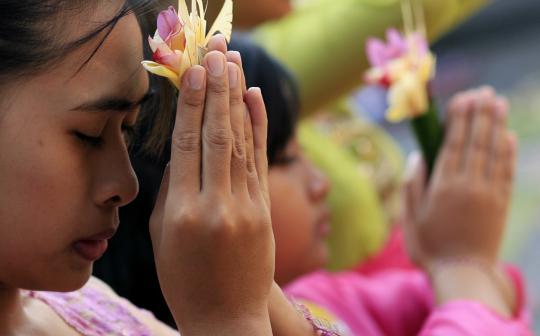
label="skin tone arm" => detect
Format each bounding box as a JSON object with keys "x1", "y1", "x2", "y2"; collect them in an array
[{"x1": 404, "y1": 87, "x2": 517, "y2": 317}]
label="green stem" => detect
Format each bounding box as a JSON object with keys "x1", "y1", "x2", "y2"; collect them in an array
[{"x1": 411, "y1": 101, "x2": 444, "y2": 176}]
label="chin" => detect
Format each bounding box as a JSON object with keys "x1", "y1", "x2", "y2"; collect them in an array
[
  {"x1": 317, "y1": 244, "x2": 330, "y2": 267},
  {"x1": 37, "y1": 266, "x2": 93, "y2": 293},
  {"x1": 305, "y1": 243, "x2": 330, "y2": 274},
  {"x1": 56, "y1": 273, "x2": 92, "y2": 292},
  {"x1": 15, "y1": 269, "x2": 91, "y2": 293}
]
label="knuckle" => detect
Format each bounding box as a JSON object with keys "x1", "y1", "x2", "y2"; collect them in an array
[
  {"x1": 163, "y1": 206, "x2": 201, "y2": 236},
  {"x1": 446, "y1": 137, "x2": 464, "y2": 154},
  {"x1": 175, "y1": 208, "x2": 199, "y2": 227},
  {"x1": 245, "y1": 158, "x2": 257, "y2": 174},
  {"x1": 182, "y1": 90, "x2": 205, "y2": 108},
  {"x1": 237, "y1": 208, "x2": 268, "y2": 234},
  {"x1": 204, "y1": 128, "x2": 233, "y2": 150},
  {"x1": 229, "y1": 92, "x2": 244, "y2": 106},
  {"x1": 208, "y1": 206, "x2": 236, "y2": 236},
  {"x1": 208, "y1": 79, "x2": 229, "y2": 97},
  {"x1": 172, "y1": 130, "x2": 201, "y2": 153},
  {"x1": 232, "y1": 143, "x2": 247, "y2": 166},
  {"x1": 232, "y1": 130, "x2": 246, "y2": 156},
  {"x1": 471, "y1": 137, "x2": 488, "y2": 153}
]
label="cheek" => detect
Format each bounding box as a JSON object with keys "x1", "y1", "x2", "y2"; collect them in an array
[
  {"x1": 269, "y1": 172, "x2": 314, "y2": 259},
  {"x1": 0, "y1": 122, "x2": 90, "y2": 253}
]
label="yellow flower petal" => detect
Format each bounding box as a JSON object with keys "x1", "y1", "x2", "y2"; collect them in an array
[
  {"x1": 205, "y1": 0, "x2": 233, "y2": 44},
  {"x1": 141, "y1": 61, "x2": 180, "y2": 90},
  {"x1": 386, "y1": 72, "x2": 428, "y2": 122},
  {"x1": 418, "y1": 53, "x2": 436, "y2": 82}
]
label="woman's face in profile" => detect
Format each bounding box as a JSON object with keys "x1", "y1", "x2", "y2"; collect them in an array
[{"x1": 0, "y1": 2, "x2": 149, "y2": 292}]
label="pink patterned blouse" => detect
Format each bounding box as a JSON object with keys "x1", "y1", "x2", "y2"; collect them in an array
[{"x1": 22, "y1": 278, "x2": 165, "y2": 336}]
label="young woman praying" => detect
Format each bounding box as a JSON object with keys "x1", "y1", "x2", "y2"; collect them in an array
[
  {"x1": 0, "y1": 1, "x2": 320, "y2": 335},
  {"x1": 0, "y1": 0, "x2": 532, "y2": 335}
]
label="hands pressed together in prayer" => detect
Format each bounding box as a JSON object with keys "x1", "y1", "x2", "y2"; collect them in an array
[
  {"x1": 404, "y1": 87, "x2": 517, "y2": 317},
  {"x1": 149, "y1": 36, "x2": 275, "y2": 335}
]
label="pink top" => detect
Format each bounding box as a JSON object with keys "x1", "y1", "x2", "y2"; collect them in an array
[
  {"x1": 355, "y1": 226, "x2": 416, "y2": 275},
  {"x1": 23, "y1": 279, "x2": 157, "y2": 336},
  {"x1": 285, "y1": 267, "x2": 532, "y2": 336}
]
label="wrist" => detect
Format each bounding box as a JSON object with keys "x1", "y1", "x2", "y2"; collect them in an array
[
  {"x1": 428, "y1": 257, "x2": 513, "y2": 317},
  {"x1": 176, "y1": 311, "x2": 272, "y2": 336}
]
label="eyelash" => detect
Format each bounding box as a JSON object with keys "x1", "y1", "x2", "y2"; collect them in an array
[
  {"x1": 75, "y1": 132, "x2": 103, "y2": 148},
  {"x1": 75, "y1": 125, "x2": 135, "y2": 148}
]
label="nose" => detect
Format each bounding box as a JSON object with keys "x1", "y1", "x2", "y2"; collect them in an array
[
  {"x1": 308, "y1": 163, "x2": 331, "y2": 202},
  {"x1": 94, "y1": 146, "x2": 139, "y2": 208}
]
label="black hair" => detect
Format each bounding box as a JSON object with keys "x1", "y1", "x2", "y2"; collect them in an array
[{"x1": 0, "y1": 0, "x2": 153, "y2": 84}]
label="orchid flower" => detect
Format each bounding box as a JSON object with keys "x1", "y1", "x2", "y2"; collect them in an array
[
  {"x1": 142, "y1": 0, "x2": 233, "y2": 90},
  {"x1": 365, "y1": 0, "x2": 436, "y2": 122}
]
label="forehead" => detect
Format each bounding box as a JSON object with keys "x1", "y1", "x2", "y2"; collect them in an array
[
  {"x1": 70, "y1": 12, "x2": 148, "y2": 98},
  {"x1": 31, "y1": 6, "x2": 148, "y2": 104}
]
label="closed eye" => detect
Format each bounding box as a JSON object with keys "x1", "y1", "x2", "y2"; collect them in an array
[{"x1": 75, "y1": 131, "x2": 103, "y2": 148}]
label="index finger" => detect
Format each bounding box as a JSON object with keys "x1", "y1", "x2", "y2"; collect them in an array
[{"x1": 169, "y1": 66, "x2": 207, "y2": 196}]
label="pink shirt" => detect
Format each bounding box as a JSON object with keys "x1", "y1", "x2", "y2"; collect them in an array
[
  {"x1": 285, "y1": 267, "x2": 531, "y2": 335},
  {"x1": 23, "y1": 278, "x2": 159, "y2": 336}
]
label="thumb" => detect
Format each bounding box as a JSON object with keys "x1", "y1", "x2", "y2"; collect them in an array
[
  {"x1": 404, "y1": 151, "x2": 427, "y2": 219},
  {"x1": 403, "y1": 152, "x2": 428, "y2": 266}
]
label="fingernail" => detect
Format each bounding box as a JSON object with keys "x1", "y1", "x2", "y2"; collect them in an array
[
  {"x1": 495, "y1": 97, "x2": 509, "y2": 119},
  {"x1": 227, "y1": 50, "x2": 242, "y2": 63},
  {"x1": 206, "y1": 52, "x2": 225, "y2": 76},
  {"x1": 215, "y1": 34, "x2": 226, "y2": 43},
  {"x1": 249, "y1": 87, "x2": 262, "y2": 97},
  {"x1": 228, "y1": 64, "x2": 238, "y2": 88},
  {"x1": 189, "y1": 66, "x2": 205, "y2": 90}
]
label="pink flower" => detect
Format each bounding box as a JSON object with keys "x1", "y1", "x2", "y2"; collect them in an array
[
  {"x1": 367, "y1": 29, "x2": 408, "y2": 67},
  {"x1": 364, "y1": 28, "x2": 436, "y2": 122},
  {"x1": 367, "y1": 29, "x2": 428, "y2": 70},
  {"x1": 152, "y1": 48, "x2": 182, "y2": 72},
  {"x1": 157, "y1": 6, "x2": 183, "y2": 43}
]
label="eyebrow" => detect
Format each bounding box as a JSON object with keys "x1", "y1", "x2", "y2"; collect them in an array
[{"x1": 71, "y1": 89, "x2": 155, "y2": 113}]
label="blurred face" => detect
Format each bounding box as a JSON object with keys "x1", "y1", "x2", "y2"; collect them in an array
[
  {"x1": 0, "y1": 3, "x2": 148, "y2": 292},
  {"x1": 269, "y1": 138, "x2": 331, "y2": 286}
]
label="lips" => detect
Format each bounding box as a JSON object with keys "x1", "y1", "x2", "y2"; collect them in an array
[
  {"x1": 316, "y1": 208, "x2": 332, "y2": 237},
  {"x1": 81, "y1": 228, "x2": 117, "y2": 241},
  {"x1": 73, "y1": 228, "x2": 117, "y2": 262},
  {"x1": 73, "y1": 239, "x2": 109, "y2": 261}
]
